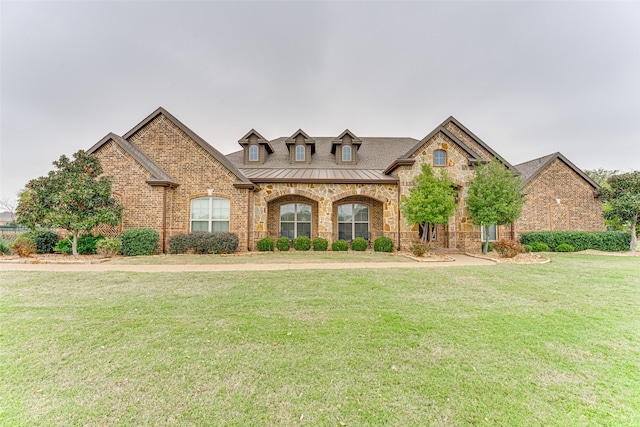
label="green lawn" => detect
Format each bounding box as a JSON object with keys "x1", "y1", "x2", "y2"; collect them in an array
[{"x1": 1, "y1": 254, "x2": 638, "y2": 426}]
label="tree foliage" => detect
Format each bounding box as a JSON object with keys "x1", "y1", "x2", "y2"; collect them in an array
[
  {"x1": 599, "y1": 171, "x2": 640, "y2": 252},
  {"x1": 400, "y1": 163, "x2": 457, "y2": 243},
  {"x1": 585, "y1": 168, "x2": 627, "y2": 231},
  {"x1": 467, "y1": 158, "x2": 525, "y2": 253},
  {"x1": 16, "y1": 150, "x2": 123, "y2": 256}
]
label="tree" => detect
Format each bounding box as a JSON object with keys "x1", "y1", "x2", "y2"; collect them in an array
[
  {"x1": 599, "y1": 171, "x2": 640, "y2": 252},
  {"x1": 16, "y1": 150, "x2": 123, "y2": 256},
  {"x1": 467, "y1": 158, "x2": 525, "y2": 254},
  {"x1": 585, "y1": 168, "x2": 628, "y2": 232},
  {"x1": 400, "y1": 163, "x2": 457, "y2": 244}
]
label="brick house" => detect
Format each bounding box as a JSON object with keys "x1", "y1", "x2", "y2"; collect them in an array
[{"x1": 87, "y1": 107, "x2": 604, "y2": 252}]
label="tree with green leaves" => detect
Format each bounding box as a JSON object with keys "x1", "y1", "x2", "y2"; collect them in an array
[
  {"x1": 585, "y1": 168, "x2": 628, "y2": 232},
  {"x1": 467, "y1": 158, "x2": 525, "y2": 254},
  {"x1": 400, "y1": 163, "x2": 457, "y2": 244},
  {"x1": 17, "y1": 150, "x2": 123, "y2": 256},
  {"x1": 599, "y1": 171, "x2": 640, "y2": 252}
]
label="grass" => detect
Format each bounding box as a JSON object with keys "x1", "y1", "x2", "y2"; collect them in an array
[
  {"x1": 110, "y1": 250, "x2": 413, "y2": 265},
  {"x1": 1, "y1": 254, "x2": 638, "y2": 426}
]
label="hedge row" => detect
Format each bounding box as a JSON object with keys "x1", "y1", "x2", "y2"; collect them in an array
[
  {"x1": 168, "y1": 232, "x2": 238, "y2": 254},
  {"x1": 519, "y1": 231, "x2": 631, "y2": 252},
  {"x1": 255, "y1": 236, "x2": 394, "y2": 252}
]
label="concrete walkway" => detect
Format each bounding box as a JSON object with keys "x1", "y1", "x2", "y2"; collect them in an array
[{"x1": 0, "y1": 254, "x2": 495, "y2": 272}]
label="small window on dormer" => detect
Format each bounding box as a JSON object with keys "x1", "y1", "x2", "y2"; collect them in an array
[
  {"x1": 434, "y1": 149, "x2": 447, "y2": 166},
  {"x1": 342, "y1": 146, "x2": 352, "y2": 162},
  {"x1": 296, "y1": 145, "x2": 305, "y2": 161},
  {"x1": 249, "y1": 145, "x2": 259, "y2": 161}
]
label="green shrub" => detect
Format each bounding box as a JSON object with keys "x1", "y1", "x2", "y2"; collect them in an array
[
  {"x1": 168, "y1": 232, "x2": 238, "y2": 254},
  {"x1": 293, "y1": 236, "x2": 311, "y2": 251},
  {"x1": 312, "y1": 237, "x2": 328, "y2": 251},
  {"x1": 351, "y1": 237, "x2": 368, "y2": 251},
  {"x1": 555, "y1": 243, "x2": 575, "y2": 252},
  {"x1": 529, "y1": 241, "x2": 550, "y2": 252},
  {"x1": 0, "y1": 238, "x2": 10, "y2": 255},
  {"x1": 487, "y1": 242, "x2": 493, "y2": 252},
  {"x1": 10, "y1": 235, "x2": 35, "y2": 257},
  {"x1": 492, "y1": 238, "x2": 524, "y2": 258},
  {"x1": 120, "y1": 228, "x2": 159, "y2": 256},
  {"x1": 331, "y1": 239, "x2": 349, "y2": 251},
  {"x1": 25, "y1": 230, "x2": 60, "y2": 254},
  {"x1": 373, "y1": 236, "x2": 394, "y2": 253},
  {"x1": 410, "y1": 240, "x2": 429, "y2": 256},
  {"x1": 523, "y1": 244, "x2": 533, "y2": 252},
  {"x1": 276, "y1": 236, "x2": 290, "y2": 252},
  {"x1": 96, "y1": 238, "x2": 122, "y2": 257},
  {"x1": 519, "y1": 231, "x2": 630, "y2": 252},
  {"x1": 256, "y1": 237, "x2": 274, "y2": 252},
  {"x1": 54, "y1": 234, "x2": 105, "y2": 255}
]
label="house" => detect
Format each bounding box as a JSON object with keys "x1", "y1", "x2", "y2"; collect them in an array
[{"x1": 87, "y1": 107, "x2": 604, "y2": 253}]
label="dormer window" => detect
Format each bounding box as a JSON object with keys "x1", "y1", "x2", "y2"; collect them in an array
[
  {"x1": 434, "y1": 149, "x2": 447, "y2": 166},
  {"x1": 249, "y1": 145, "x2": 259, "y2": 161},
  {"x1": 296, "y1": 145, "x2": 305, "y2": 161},
  {"x1": 342, "y1": 145, "x2": 352, "y2": 162}
]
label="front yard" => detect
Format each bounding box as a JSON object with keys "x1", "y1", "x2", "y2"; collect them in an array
[{"x1": 1, "y1": 254, "x2": 638, "y2": 425}]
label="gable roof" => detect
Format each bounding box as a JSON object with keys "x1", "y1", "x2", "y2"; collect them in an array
[
  {"x1": 514, "y1": 152, "x2": 599, "y2": 189},
  {"x1": 87, "y1": 133, "x2": 179, "y2": 187},
  {"x1": 331, "y1": 129, "x2": 362, "y2": 154},
  {"x1": 238, "y1": 129, "x2": 274, "y2": 153},
  {"x1": 122, "y1": 107, "x2": 253, "y2": 186}
]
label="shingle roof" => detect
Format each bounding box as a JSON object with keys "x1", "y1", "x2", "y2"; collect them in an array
[{"x1": 514, "y1": 152, "x2": 599, "y2": 189}]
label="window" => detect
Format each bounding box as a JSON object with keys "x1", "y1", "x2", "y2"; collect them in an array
[
  {"x1": 249, "y1": 145, "x2": 259, "y2": 161},
  {"x1": 338, "y1": 203, "x2": 369, "y2": 241},
  {"x1": 342, "y1": 145, "x2": 352, "y2": 162},
  {"x1": 295, "y1": 145, "x2": 305, "y2": 161},
  {"x1": 280, "y1": 203, "x2": 311, "y2": 239},
  {"x1": 481, "y1": 224, "x2": 497, "y2": 241},
  {"x1": 433, "y1": 149, "x2": 447, "y2": 166},
  {"x1": 190, "y1": 197, "x2": 230, "y2": 232}
]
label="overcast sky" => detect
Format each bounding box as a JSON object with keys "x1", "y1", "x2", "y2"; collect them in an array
[{"x1": 1, "y1": 1, "x2": 639, "y2": 205}]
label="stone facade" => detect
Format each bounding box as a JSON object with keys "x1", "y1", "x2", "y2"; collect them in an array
[{"x1": 86, "y1": 108, "x2": 604, "y2": 254}]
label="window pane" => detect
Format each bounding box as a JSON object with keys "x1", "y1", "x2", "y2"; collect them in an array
[
  {"x1": 191, "y1": 221, "x2": 209, "y2": 232},
  {"x1": 342, "y1": 146, "x2": 351, "y2": 161},
  {"x1": 482, "y1": 224, "x2": 497, "y2": 241},
  {"x1": 280, "y1": 223, "x2": 295, "y2": 239},
  {"x1": 191, "y1": 198, "x2": 210, "y2": 220},
  {"x1": 280, "y1": 204, "x2": 295, "y2": 222},
  {"x1": 354, "y1": 204, "x2": 369, "y2": 222},
  {"x1": 354, "y1": 223, "x2": 369, "y2": 239},
  {"x1": 297, "y1": 204, "x2": 311, "y2": 222},
  {"x1": 211, "y1": 198, "x2": 230, "y2": 220},
  {"x1": 434, "y1": 150, "x2": 446, "y2": 166},
  {"x1": 338, "y1": 223, "x2": 352, "y2": 241},
  {"x1": 338, "y1": 204, "x2": 352, "y2": 222},
  {"x1": 296, "y1": 145, "x2": 305, "y2": 161},
  {"x1": 211, "y1": 221, "x2": 229, "y2": 233},
  {"x1": 297, "y1": 222, "x2": 311, "y2": 238},
  {"x1": 249, "y1": 145, "x2": 259, "y2": 161}
]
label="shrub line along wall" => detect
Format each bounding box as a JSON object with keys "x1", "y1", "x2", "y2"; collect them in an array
[{"x1": 519, "y1": 231, "x2": 630, "y2": 252}]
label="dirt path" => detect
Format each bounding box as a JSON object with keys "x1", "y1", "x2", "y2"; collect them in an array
[{"x1": 0, "y1": 254, "x2": 496, "y2": 272}]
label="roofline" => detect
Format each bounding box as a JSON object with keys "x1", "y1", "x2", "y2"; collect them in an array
[
  {"x1": 238, "y1": 129, "x2": 274, "y2": 153},
  {"x1": 382, "y1": 158, "x2": 415, "y2": 175},
  {"x1": 518, "y1": 152, "x2": 600, "y2": 190},
  {"x1": 248, "y1": 177, "x2": 399, "y2": 185},
  {"x1": 122, "y1": 107, "x2": 252, "y2": 184}
]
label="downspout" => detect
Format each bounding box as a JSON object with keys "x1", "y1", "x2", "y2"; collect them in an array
[
  {"x1": 397, "y1": 179, "x2": 401, "y2": 251},
  {"x1": 247, "y1": 189, "x2": 252, "y2": 251},
  {"x1": 162, "y1": 186, "x2": 167, "y2": 253}
]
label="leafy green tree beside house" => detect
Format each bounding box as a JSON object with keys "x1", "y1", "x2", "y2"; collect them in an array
[
  {"x1": 17, "y1": 150, "x2": 123, "y2": 256},
  {"x1": 598, "y1": 171, "x2": 640, "y2": 252},
  {"x1": 400, "y1": 163, "x2": 457, "y2": 244},
  {"x1": 467, "y1": 158, "x2": 525, "y2": 254}
]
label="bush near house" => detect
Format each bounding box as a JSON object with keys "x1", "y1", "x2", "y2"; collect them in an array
[
  {"x1": 24, "y1": 230, "x2": 60, "y2": 254},
  {"x1": 256, "y1": 237, "x2": 274, "y2": 252},
  {"x1": 0, "y1": 238, "x2": 10, "y2": 255},
  {"x1": 276, "y1": 236, "x2": 290, "y2": 252},
  {"x1": 373, "y1": 236, "x2": 394, "y2": 253},
  {"x1": 168, "y1": 232, "x2": 238, "y2": 254},
  {"x1": 10, "y1": 235, "x2": 36, "y2": 257},
  {"x1": 555, "y1": 243, "x2": 575, "y2": 252},
  {"x1": 331, "y1": 239, "x2": 349, "y2": 251},
  {"x1": 519, "y1": 231, "x2": 631, "y2": 252},
  {"x1": 312, "y1": 237, "x2": 328, "y2": 251},
  {"x1": 528, "y1": 242, "x2": 550, "y2": 252},
  {"x1": 492, "y1": 239, "x2": 525, "y2": 258},
  {"x1": 293, "y1": 236, "x2": 311, "y2": 251},
  {"x1": 96, "y1": 238, "x2": 122, "y2": 257},
  {"x1": 351, "y1": 237, "x2": 368, "y2": 251},
  {"x1": 54, "y1": 234, "x2": 105, "y2": 255},
  {"x1": 410, "y1": 240, "x2": 429, "y2": 257},
  {"x1": 120, "y1": 228, "x2": 159, "y2": 256}
]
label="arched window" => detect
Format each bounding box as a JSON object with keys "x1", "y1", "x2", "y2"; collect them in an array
[
  {"x1": 295, "y1": 145, "x2": 305, "y2": 161},
  {"x1": 338, "y1": 203, "x2": 369, "y2": 241},
  {"x1": 249, "y1": 145, "x2": 259, "y2": 161},
  {"x1": 433, "y1": 149, "x2": 447, "y2": 166},
  {"x1": 190, "y1": 197, "x2": 230, "y2": 232},
  {"x1": 280, "y1": 203, "x2": 311, "y2": 239},
  {"x1": 342, "y1": 145, "x2": 352, "y2": 162}
]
